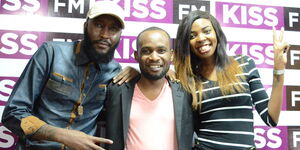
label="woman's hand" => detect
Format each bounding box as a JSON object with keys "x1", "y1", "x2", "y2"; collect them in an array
[
  {"x1": 273, "y1": 27, "x2": 290, "y2": 70},
  {"x1": 166, "y1": 69, "x2": 178, "y2": 82}
]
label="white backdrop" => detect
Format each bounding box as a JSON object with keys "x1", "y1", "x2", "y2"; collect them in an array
[{"x1": 0, "y1": 0, "x2": 300, "y2": 149}]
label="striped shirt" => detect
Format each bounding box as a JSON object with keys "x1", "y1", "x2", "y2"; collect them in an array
[{"x1": 194, "y1": 55, "x2": 276, "y2": 150}]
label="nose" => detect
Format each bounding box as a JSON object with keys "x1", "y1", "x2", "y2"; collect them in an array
[
  {"x1": 149, "y1": 51, "x2": 160, "y2": 61},
  {"x1": 196, "y1": 33, "x2": 206, "y2": 41},
  {"x1": 100, "y1": 27, "x2": 110, "y2": 38}
]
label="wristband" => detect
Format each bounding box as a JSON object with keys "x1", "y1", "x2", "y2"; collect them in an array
[{"x1": 273, "y1": 69, "x2": 284, "y2": 75}]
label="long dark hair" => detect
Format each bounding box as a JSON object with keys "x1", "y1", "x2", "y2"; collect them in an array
[{"x1": 174, "y1": 10, "x2": 245, "y2": 109}]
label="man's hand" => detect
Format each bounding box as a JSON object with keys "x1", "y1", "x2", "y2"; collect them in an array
[
  {"x1": 32, "y1": 124, "x2": 113, "y2": 150},
  {"x1": 113, "y1": 66, "x2": 139, "y2": 85},
  {"x1": 61, "y1": 129, "x2": 113, "y2": 150}
]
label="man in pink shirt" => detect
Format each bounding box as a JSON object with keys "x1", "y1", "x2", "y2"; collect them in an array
[{"x1": 104, "y1": 27, "x2": 194, "y2": 150}]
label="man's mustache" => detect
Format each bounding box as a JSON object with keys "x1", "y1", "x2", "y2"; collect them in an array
[{"x1": 92, "y1": 39, "x2": 112, "y2": 47}]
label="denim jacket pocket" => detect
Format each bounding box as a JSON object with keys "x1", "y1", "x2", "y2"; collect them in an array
[
  {"x1": 46, "y1": 79, "x2": 72, "y2": 96},
  {"x1": 45, "y1": 73, "x2": 73, "y2": 96},
  {"x1": 96, "y1": 84, "x2": 107, "y2": 101}
]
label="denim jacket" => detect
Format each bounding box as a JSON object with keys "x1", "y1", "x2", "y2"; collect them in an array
[{"x1": 2, "y1": 41, "x2": 121, "y2": 149}]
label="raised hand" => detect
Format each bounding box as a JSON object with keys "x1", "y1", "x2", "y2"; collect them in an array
[
  {"x1": 113, "y1": 66, "x2": 139, "y2": 85},
  {"x1": 273, "y1": 26, "x2": 290, "y2": 70}
]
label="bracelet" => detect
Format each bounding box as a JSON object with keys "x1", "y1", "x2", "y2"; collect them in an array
[{"x1": 273, "y1": 69, "x2": 284, "y2": 75}]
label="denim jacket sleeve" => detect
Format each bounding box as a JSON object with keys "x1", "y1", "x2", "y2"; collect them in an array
[{"x1": 1, "y1": 42, "x2": 53, "y2": 138}]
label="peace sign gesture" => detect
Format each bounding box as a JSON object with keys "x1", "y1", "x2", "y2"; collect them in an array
[{"x1": 273, "y1": 27, "x2": 290, "y2": 70}]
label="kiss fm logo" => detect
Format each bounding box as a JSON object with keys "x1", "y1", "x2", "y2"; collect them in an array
[
  {"x1": 44, "y1": 33, "x2": 139, "y2": 63},
  {"x1": 215, "y1": 2, "x2": 284, "y2": 29},
  {"x1": 0, "y1": 0, "x2": 48, "y2": 15},
  {"x1": 227, "y1": 42, "x2": 299, "y2": 70},
  {"x1": 97, "y1": 0, "x2": 173, "y2": 23},
  {"x1": 49, "y1": 0, "x2": 173, "y2": 23},
  {"x1": 172, "y1": 0, "x2": 210, "y2": 24},
  {"x1": 115, "y1": 0, "x2": 172, "y2": 22},
  {"x1": 0, "y1": 124, "x2": 18, "y2": 150},
  {"x1": 0, "y1": 77, "x2": 17, "y2": 104},
  {"x1": 286, "y1": 45, "x2": 300, "y2": 70},
  {"x1": 288, "y1": 126, "x2": 300, "y2": 150},
  {"x1": 227, "y1": 42, "x2": 274, "y2": 68},
  {"x1": 0, "y1": 30, "x2": 46, "y2": 59},
  {"x1": 1, "y1": 0, "x2": 174, "y2": 23},
  {"x1": 286, "y1": 86, "x2": 300, "y2": 111},
  {"x1": 48, "y1": 0, "x2": 90, "y2": 18},
  {"x1": 254, "y1": 126, "x2": 288, "y2": 149},
  {"x1": 284, "y1": 7, "x2": 300, "y2": 31},
  {"x1": 0, "y1": 77, "x2": 18, "y2": 150}
]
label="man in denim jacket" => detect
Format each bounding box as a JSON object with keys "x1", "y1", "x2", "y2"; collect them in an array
[{"x1": 1, "y1": 1, "x2": 134, "y2": 150}]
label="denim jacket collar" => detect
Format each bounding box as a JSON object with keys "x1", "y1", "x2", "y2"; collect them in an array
[{"x1": 75, "y1": 41, "x2": 90, "y2": 66}]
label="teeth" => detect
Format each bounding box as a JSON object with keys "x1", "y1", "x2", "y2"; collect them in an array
[
  {"x1": 201, "y1": 45, "x2": 210, "y2": 50},
  {"x1": 150, "y1": 65, "x2": 160, "y2": 69},
  {"x1": 199, "y1": 45, "x2": 211, "y2": 52}
]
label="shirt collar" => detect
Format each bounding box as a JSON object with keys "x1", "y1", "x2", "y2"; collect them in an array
[{"x1": 75, "y1": 41, "x2": 90, "y2": 66}]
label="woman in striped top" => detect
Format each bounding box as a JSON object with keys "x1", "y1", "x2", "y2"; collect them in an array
[{"x1": 173, "y1": 10, "x2": 290, "y2": 150}]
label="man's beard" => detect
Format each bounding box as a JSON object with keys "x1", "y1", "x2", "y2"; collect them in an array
[{"x1": 82, "y1": 29, "x2": 120, "y2": 63}]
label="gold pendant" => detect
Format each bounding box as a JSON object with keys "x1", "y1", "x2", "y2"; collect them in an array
[{"x1": 77, "y1": 105, "x2": 84, "y2": 116}]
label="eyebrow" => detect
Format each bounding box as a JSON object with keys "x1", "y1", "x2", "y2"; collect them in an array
[
  {"x1": 93, "y1": 19, "x2": 122, "y2": 28},
  {"x1": 191, "y1": 26, "x2": 212, "y2": 33},
  {"x1": 140, "y1": 46, "x2": 168, "y2": 50},
  {"x1": 156, "y1": 46, "x2": 168, "y2": 49},
  {"x1": 202, "y1": 26, "x2": 211, "y2": 30}
]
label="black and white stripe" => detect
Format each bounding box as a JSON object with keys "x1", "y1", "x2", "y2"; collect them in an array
[{"x1": 194, "y1": 55, "x2": 276, "y2": 150}]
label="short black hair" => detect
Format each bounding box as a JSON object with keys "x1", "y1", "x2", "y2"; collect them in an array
[{"x1": 136, "y1": 27, "x2": 171, "y2": 51}]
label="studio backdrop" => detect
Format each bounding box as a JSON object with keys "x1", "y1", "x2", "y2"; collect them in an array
[{"x1": 0, "y1": 0, "x2": 300, "y2": 149}]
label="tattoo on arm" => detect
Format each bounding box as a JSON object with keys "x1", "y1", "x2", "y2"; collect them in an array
[{"x1": 32, "y1": 124, "x2": 58, "y2": 142}]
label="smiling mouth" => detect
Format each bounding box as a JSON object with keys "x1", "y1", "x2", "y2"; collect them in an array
[
  {"x1": 197, "y1": 44, "x2": 211, "y2": 54},
  {"x1": 148, "y1": 65, "x2": 162, "y2": 71}
]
